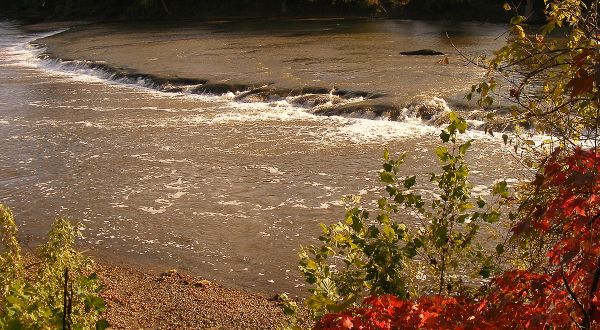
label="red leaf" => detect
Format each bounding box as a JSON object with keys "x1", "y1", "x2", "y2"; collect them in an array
[
  {"x1": 566, "y1": 69, "x2": 595, "y2": 97},
  {"x1": 341, "y1": 317, "x2": 354, "y2": 329}
]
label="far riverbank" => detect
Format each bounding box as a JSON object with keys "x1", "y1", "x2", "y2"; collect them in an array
[{"x1": 2, "y1": 0, "x2": 520, "y2": 25}]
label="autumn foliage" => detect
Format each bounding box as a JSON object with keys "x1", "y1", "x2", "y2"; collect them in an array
[
  {"x1": 314, "y1": 149, "x2": 600, "y2": 329},
  {"x1": 294, "y1": 0, "x2": 600, "y2": 328}
]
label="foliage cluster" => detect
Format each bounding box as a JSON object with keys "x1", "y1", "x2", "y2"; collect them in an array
[
  {"x1": 298, "y1": 114, "x2": 509, "y2": 317},
  {"x1": 0, "y1": 204, "x2": 108, "y2": 329},
  {"x1": 470, "y1": 0, "x2": 599, "y2": 152},
  {"x1": 313, "y1": 148, "x2": 600, "y2": 329},
  {"x1": 297, "y1": 0, "x2": 600, "y2": 329}
]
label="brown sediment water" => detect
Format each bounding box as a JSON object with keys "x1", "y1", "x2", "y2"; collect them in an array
[
  {"x1": 35, "y1": 18, "x2": 509, "y2": 112},
  {"x1": 0, "y1": 19, "x2": 524, "y2": 295}
]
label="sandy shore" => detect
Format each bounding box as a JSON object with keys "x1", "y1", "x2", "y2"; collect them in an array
[{"x1": 96, "y1": 261, "x2": 304, "y2": 329}]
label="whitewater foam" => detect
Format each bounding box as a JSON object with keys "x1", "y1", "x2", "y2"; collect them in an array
[{"x1": 1, "y1": 23, "x2": 520, "y2": 145}]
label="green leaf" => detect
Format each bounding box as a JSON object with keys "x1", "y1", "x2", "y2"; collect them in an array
[
  {"x1": 306, "y1": 294, "x2": 332, "y2": 312},
  {"x1": 380, "y1": 171, "x2": 395, "y2": 184},
  {"x1": 510, "y1": 15, "x2": 526, "y2": 25},
  {"x1": 304, "y1": 259, "x2": 318, "y2": 272},
  {"x1": 457, "y1": 214, "x2": 469, "y2": 223},
  {"x1": 85, "y1": 296, "x2": 107, "y2": 313},
  {"x1": 455, "y1": 118, "x2": 468, "y2": 133},
  {"x1": 435, "y1": 146, "x2": 449, "y2": 161},
  {"x1": 448, "y1": 111, "x2": 459, "y2": 122},
  {"x1": 513, "y1": 25, "x2": 526, "y2": 39},
  {"x1": 439, "y1": 130, "x2": 451, "y2": 143},
  {"x1": 492, "y1": 181, "x2": 509, "y2": 198},
  {"x1": 7, "y1": 319, "x2": 23, "y2": 330},
  {"x1": 496, "y1": 244, "x2": 505, "y2": 255},
  {"x1": 96, "y1": 319, "x2": 110, "y2": 330},
  {"x1": 368, "y1": 226, "x2": 380, "y2": 238},
  {"x1": 485, "y1": 211, "x2": 501, "y2": 223},
  {"x1": 403, "y1": 176, "x2": 416, "y2": 189},
  {"x1": 476, "y1": 197, "x2": 486, "y2": 208},
  {"x1": 319, "y1": 223, "x2": 330, "y2": 235},
  {"x1": 458, "y1": 140, "x2": 473, "y2": 155},
  {"x1": 383, "y1": 162, "x2": 393, "y2": 172},
  {"x1": 433, "y1": 226, "x2": 448, "y2": 247},
  {"x1": 382, "y1": 225, "x2": 396, "y2": 240},
  {"x1": 6, "y1": 295, "x2": 23, "y2": 306},
  {"x1": 479, "y1": 265, "x2": 491, "y2": 278},
  {"x1": 503, "y1": 3, "x2": 511, "y2": 11},
  {"x1": 393, "y1": 193, "x2": 405, "y2": 204},
  {"x1": 483, "y1": 96, "x2": 494, "y2": 106},
  {"x1": 351, "y1": 215, "x2": 364, "y2": 233}
]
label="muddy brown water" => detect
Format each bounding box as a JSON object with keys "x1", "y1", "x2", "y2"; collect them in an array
[{"x1": 0, "y1": 19, "x2": 525, "y2": 295}]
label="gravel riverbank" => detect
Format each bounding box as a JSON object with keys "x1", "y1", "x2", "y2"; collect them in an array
[{"x1": 96, "y1": 261, "x2": 304, "y2": 329}]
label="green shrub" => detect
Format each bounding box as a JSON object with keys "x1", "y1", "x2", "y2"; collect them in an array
[
  {"x1": 299, "y1": 113, "x2": 508, "y2": 317},
  {"x1": 0, "y1": 206, "x2": 23, "y2": 299},
  {"x1": 0, "y1": 204, "x2": 108, "y2": 330}
]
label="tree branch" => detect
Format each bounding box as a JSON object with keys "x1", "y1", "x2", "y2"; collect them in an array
[{"x1": 561, "y1": 267, "x2": 590, "y2": 330}]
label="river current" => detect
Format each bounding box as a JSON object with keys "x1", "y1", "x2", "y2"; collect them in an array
[{"x1": 0, "y1": 19, "x2": 524, "y2": 295}]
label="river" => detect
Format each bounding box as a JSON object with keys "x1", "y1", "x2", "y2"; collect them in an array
[{"x1": 0, "y1": 18, "x2": 524, "y2": 295}]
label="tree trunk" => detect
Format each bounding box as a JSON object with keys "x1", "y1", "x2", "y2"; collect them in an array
[
  {"x1": 281, "y1": 0, "x2": 288, "y2": 14},
  {"x1": 525, "y1": 0, "x2": 534, "y2": 17},
  {"x1": 160, "y1": 0, "x2": 171, "y2": 16}
]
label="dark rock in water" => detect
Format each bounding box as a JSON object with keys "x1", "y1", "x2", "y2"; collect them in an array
[
  {"x1": 400, "y1": 49, "x2": 445, "y2": 56},
  {"x1": 388, "y1": 108, "x2": 405, "y2": 121},
  {"x1": 334, "y1": 89, "x2": 385, "y2": 99},
  {"x1": 237, "y1": 87, "x2": 298, "y2": 103},
  {"x1": 412, "y1": 98, "x2": 450, "y2": 121},
  {"x1": 416, "y1": 104, "x2": 439, "y2": 120},
  {"x1": 289, "y1": 94, "x2": 337, "y2": 107},
  {"x1": 234, "y1": 85, "x2": 384, "y2": 105},
  {"x1": 287, "y1": 86, "x2": 331, "y2": 96},
  {"x1": 234, "y1": 86, "x2": 282, "y2": 102},
  {"x1": 192, "y1": 83, "x2": 251, "y2": 95},
  {"x1": 168, "y1": 77, "x2": 209, "y2": 86},
  {"x1": 314, "y1": 102, "x2": 405, "y2": 121}
]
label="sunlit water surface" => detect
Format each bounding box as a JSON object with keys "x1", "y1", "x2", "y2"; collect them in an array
[{"x1": 0, "y1": 20, "x2": 525, "y2": 295}]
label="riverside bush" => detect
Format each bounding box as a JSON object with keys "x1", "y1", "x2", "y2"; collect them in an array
[
  {"x1": 305, "y1": 0, "x2": 599, "y2": 328},
  {"x1": 299, "y1": 113, "x2": 509, "y2": 317},
  {"x1": 0, "y1": 204, "x2": 108, "y2": 329},
  {"x1": 313, "y1": 148, "x2": 600, "y2": 329}
]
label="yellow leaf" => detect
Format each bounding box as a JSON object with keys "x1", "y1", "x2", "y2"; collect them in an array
[{"x1": 513, "y1": 25, "x2": 526, "y2": 39}]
